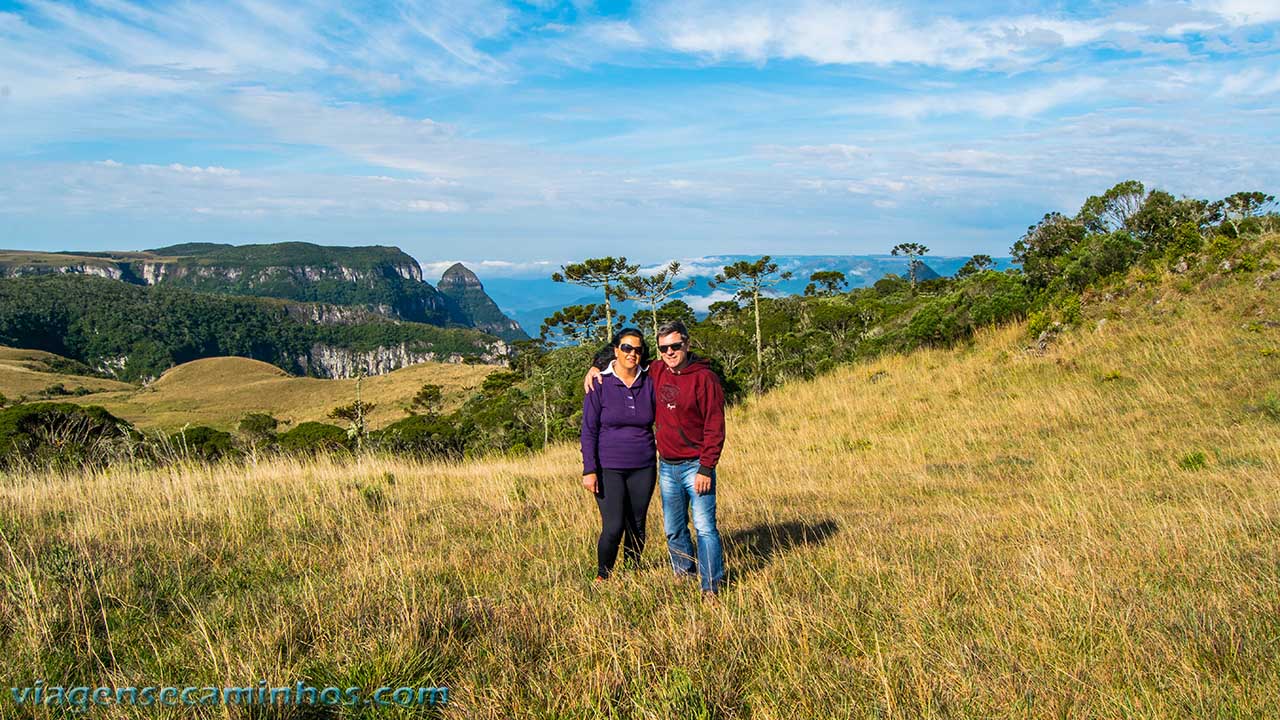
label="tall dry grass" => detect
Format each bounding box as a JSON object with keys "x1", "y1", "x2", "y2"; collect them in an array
[{"x1": 1, "y1": 257, "x2": 1279, "y2": 718}]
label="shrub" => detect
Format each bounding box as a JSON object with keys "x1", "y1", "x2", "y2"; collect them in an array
[
  {"x1": 904, "y1": 298, "x2": 963, "y2": 347},
  {"x1": 1060, "y1": 232, "x2": 1142, "y2": 292},
  {"x1": 278, "y1": 421, "x2": 351, "y2": 454},
  {"x1": 1027, "y1": 310, "x2": 1052, "y2": 338},
  {"x1": 0, "y1": 402, "x2": 134, "y2": 470},
  {"x1": 374, "y1": 414, "x2": 460, "y2": 458},
  {"x1": 169, "y1": 426, "x2": 240, "y2": 462},
  {"x1": 238, "y1": 412, "x2": 280, "y2": 448}
]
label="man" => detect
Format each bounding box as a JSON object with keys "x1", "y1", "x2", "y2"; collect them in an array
[{"x1": 587, "y1": 320, "x2": 726, "y2": 598}]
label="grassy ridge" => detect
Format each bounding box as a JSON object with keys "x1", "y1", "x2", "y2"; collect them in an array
[
  {"x1": 0, "y1": 346, "x2": 134, "y2": 398},
  {"x1": 1, "y1": 259, "x2": 1279, "y2": 717},
  {"x1": 32, "y1": 355, "x2": 495, "y2": 432}
]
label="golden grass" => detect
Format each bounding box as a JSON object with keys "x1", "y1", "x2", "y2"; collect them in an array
[
  {"x1": 0, "y1": 346, "x2": 134, "y2": 398},
  {"x1": 0, "y1": 353, "x2": 495, "y2": 432},
  {"x1": 2, "y1": 259, "x2": 1279, "y2": 718}
]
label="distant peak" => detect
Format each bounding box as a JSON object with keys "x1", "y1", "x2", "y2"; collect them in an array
[{"x1": 440, "y1": 262, "x2": 481, "y2": 286}]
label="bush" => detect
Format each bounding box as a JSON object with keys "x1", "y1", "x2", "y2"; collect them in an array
[
  {"x1": 0, "y1": 402, "x2": 134, "y2": 470},
  {"x1": 169, "y1": 426, "x2": 240, "y2": 462},
  {"x1": 238, "y1": 412, "x2": 280, "y2": 448},
  {"x1": 374, "y1": 414, "x2": 460, "y2": 458},
  {"x1": 278, "y1": 421, "x2": 351, "y2": 454},
  {"x1": 1060, "y1": 232, "x2": 1141, "y2": 292},
  {"x1": 904, "y1": 298, "x2": 964, "y2": 347}
]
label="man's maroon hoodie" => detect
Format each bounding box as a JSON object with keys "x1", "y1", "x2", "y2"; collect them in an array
[{"x1": 649, "y1": 355, "x2": 725, "y2": 476}]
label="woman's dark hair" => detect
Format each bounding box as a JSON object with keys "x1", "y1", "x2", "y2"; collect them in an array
[{"x1": 611, "y1": 327, "x2": 652, "y2": 363}]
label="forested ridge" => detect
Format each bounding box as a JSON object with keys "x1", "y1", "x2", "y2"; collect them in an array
[{"x1": 0, "y1": 275, "x2": 502, "y2": 382}]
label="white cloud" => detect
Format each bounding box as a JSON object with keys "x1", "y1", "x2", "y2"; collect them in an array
[
  {"x1": 1217, "y1": 67, "x2": 1280, "y2": 96},
  {"x1": 682, "y1": 289, "x2": 738, "y2": 314},
  {"x1": 163, "y1": 163, "x2": 240, "y2": 176},
  {"x1": 645, "y1": 1, "x2": 1165, "y2": 71},
  {"x1": 2, "y1": 159, "x2": 487, "y2": 217},
  {"x1": 1195, "y1": 0, "x2": 1280, "y2": 26},
  {"x1": 419, "y1": 259, "x2": 557, "y2": 278},
  {"x1": 882, "y1": 76, "x2": 1107, "y2": 119},
  {"x1": 407, "y1": 199, "x2": 465, "y2": 212}
]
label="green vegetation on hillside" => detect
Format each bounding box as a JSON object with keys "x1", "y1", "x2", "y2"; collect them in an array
[
  {"x1": 0, "y1": 275, "x2": 500, "y2": 381},
  {"x1": 145, "y1": 241, "x2": 418, "y2": 268}
]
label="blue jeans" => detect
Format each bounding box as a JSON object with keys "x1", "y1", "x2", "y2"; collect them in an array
[{"x1": 659, "y1": 459, "x2": 724, "y2": 593}]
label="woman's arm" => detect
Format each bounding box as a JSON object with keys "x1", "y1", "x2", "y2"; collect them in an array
[{"x1": 580, "y1": 382, "x2": 604, "y2": 480}]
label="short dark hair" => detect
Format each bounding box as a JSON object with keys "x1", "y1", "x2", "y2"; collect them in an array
[{"x1": 656, "y1": 319, "x2": 688, "y2": 342}]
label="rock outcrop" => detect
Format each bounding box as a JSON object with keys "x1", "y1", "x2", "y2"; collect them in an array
[
  {"x1": 437, "y1": 263, "x2": 529, "y2": 342},
  {"x1": 299, "y1": 340, "x2": 508, "y2": 378}
]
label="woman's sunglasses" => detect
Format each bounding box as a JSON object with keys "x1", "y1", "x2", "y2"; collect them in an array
[
  {"x1": 658, "y1": 341, "x2": 685, "y2": 353},
  {"x1": 618, "y1": 343, "x2": 641, "y2": 355}
]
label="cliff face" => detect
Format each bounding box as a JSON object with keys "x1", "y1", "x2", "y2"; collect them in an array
[
  {"x1": 0, "y1": 261, "x2": 125, "y2": 281},
  {"x1": 437, "y1": 263, "x2": 529, "y2": 342},
  {"x1": 283, "y1": 303, "x2": 397, "y2": 325},
  {"x1": 299, "y1": 340, "x2": 508, "y2": 378}
]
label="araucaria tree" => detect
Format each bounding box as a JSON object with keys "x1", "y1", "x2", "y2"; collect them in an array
[
  {"x1": 712, "y1": 256, "x2": 793, "y2": 395},
  {"x1": 551, "y1": 257, "x2": 639, "y2": 342},
  {"x1": 890, "y1": 242, "x2": 930, "y2": 291},
  {"x1": 1222, "y1": 192, "x2": 1277, "y2": 236},
  {"x1": 623, "y1": 261, "x2": 695, "y2": 340},
  {"x1": 804, "y1": 270, "x2": 848, "y2": 296},
  {"x1": 540, "y1": 303, "x2": 620, "y2": 346},
  {"x1": 956, "y1": 254, "x2": 994, "y2": 279}
]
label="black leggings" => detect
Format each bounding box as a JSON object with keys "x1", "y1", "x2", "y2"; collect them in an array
[{"x1": 595, "y1": 465, "x2": 657, "y2": 578}]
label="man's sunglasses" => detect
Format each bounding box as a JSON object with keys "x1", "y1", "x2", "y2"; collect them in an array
[
  {"x1": 658, "y1": 341, "x2": 685, "y2": 353},
  {"x1": 618, "y1": 343, "x2": 641, "y2": 355}
]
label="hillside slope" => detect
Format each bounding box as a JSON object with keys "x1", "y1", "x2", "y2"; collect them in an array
[
  {"x1": 0, "y1": 346, "x2": 134, "y2": 399},
  {"x1": 1, "y1": 255, "x2": 1278, "y2": 716},
  {"x1": 40, "y1": 354, "x2": 495, "y2": 432}
]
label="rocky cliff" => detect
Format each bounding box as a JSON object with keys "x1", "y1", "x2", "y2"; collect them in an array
[
  {"x1": 299, "y1": 339, "x2": 508, "y2": 378},
  {"x1": 437, "y1": 263, "x2": 529, "y2": 342}
]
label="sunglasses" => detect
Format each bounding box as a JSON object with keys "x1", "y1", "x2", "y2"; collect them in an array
[
  {"x1": 617, "y1": 343, "x2": 641, "y2": 355},
  {"x1": 658, "y1": 341, "x2": 685, "y2": 353}
]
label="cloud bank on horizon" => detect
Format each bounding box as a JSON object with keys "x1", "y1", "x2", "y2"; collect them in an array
[{"x1": 0, "y1": 0, "x2": 1276, "y2": 265}]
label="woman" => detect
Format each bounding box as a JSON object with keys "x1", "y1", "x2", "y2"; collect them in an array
[{"x1": 580, "y1": 328, "x2": 657, "y2": 581}]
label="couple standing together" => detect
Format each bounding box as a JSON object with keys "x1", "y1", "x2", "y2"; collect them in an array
[{"x1": 580, "y1": 320, "x2": 727, "y2": 599}]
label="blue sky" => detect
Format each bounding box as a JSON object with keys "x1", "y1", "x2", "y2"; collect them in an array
[{"x1": 0, "y1": 0, "x2": 1277, "y2": 275}]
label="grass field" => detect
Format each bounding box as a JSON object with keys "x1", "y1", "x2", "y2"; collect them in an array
[
  {"x1": 1, "y1": 257, "x2": 1279, "y2": 717},
  {"x1": 0, "y1": 352, "x2": 495, "y2": 432},
  {"x1": 0, "y1": 346, "x2": 135, "y2": 399}
]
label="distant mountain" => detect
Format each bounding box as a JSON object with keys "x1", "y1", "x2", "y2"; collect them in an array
[
  {"x1": 0, "y1": 242, "x2": 524, "y2": 338},
  {"x1": 437, "y1": 263, "x2": 528, "y2": 343}
]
